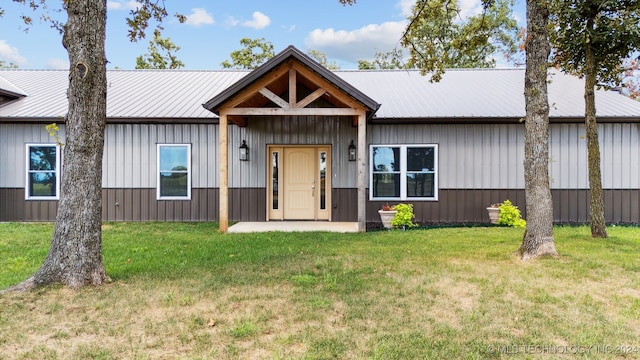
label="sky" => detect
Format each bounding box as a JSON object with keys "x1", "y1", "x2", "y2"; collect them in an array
[{"x1": 0, "y1": 0, "x2": 526, "y2": 71}]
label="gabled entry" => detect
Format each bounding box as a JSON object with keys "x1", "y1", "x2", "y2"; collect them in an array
[
  {"x1": 268, "y1": 145, "x2": 331, "y2": 221},
  {"x1": 203, "y1": 45, "x2": 380, "y2": 232}
]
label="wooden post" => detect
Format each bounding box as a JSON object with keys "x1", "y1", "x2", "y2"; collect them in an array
[
  {"x1": 357, "y1": 111, "x2": 367, "y2": 232},
  {"x1": 219, "y1": 112, "x2": 229, "y2": 233}
]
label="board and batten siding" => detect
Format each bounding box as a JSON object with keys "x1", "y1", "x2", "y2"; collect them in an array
[
  {"x1": 103, "y1": 123, "x2": 218, "y2": 189},
  {"x1": 229, "y1": 115, "x2": 359, "y2": 189},
  {"x1": 367, "y1": 123, "x2": 640, "y2": 224},
  {"x1": 1, "y1": 122, "x2": 639, "y2": 223},
  {"x1": 369, "y1": 123, "x2": 640, "y2": 190}
]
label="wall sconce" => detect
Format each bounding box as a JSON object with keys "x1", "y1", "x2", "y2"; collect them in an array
[
  {"x1": 348, "y1": 140, "x2": 356, "y2": 161},
  {"x1": 239, "y1": 140, "x2": 249, "y2": 161}
]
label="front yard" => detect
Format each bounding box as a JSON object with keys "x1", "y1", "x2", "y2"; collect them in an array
[{"x1": 1, "y1": 223, "x2": 639, "y2": 359}]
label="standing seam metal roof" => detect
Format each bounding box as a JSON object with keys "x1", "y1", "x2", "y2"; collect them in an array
[{"x1": 1, "y1": 67, "x2": 640, "y2": 121}]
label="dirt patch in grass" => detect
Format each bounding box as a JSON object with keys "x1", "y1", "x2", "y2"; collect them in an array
[{"x1": 428, "y1": 276, "x2": 480, "y2": 329}]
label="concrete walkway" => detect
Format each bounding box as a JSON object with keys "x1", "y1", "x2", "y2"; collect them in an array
[{"x1": 227, "y1": 221, "x2": 360, "y2": 233}]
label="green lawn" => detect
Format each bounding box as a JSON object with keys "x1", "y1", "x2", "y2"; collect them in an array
[{"x1": 1, "y1": 223, "x2": 639, "y2": 359}]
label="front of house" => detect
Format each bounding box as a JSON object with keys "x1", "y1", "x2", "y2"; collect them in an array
[{"x1": 1, "y1": 46, "x2": 640, "y2": 230}]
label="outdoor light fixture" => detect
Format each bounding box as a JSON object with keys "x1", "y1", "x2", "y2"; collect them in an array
[
  {"x1": 348, "y1": 140, "x2": 357, "y2": 161},
  {"x1": 239, "y1": 140, "x2": 249, "y2": 161}
]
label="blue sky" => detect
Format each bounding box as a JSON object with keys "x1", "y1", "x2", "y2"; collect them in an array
[{"x1": 0, "y1": 0, "x2": 526, "y2": 70}]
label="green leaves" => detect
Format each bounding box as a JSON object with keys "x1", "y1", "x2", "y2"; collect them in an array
[
  {"x1": 402, "y1": 0, "x2": 520, "y2": 81},
  {"x1": 220, "y1": 38, "x2": 275, "y2": 70},
  {"x1": 549, "y1": 0, "x2": 640, "y2": 86},
  {"x1": 135, "y1": 29, "x2": 184, "y2": 69}
]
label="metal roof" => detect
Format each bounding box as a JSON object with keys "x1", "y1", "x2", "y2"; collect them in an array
[
  {"x1": 337, "y1": 68, "x2": 640, "y2": 121},
  {"x1": 0, "y1": 75, "x2": 28, "y2": 98},
  {"x1": 1, "y1": 67, "x2": 639, "y2": 122}
]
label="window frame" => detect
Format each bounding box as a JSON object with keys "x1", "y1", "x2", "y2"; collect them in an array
[
  {"x1": 369, "y1": 144, "x2": 438, "y2": 201},
  {"x1": 25, "y1": 143, "x2": 61, "y2": 200},
  {"x1": 156, "y1": 143, "x2": 192, "y2": 200}
]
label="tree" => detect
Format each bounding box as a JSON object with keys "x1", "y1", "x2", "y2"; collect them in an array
[
  {"x1": 1, "y1": 0, "x2": 352, "y2": 292},
  {"x1": 401, "y1": 0, "x2": 520, "y2": 81},
  {"x1": 1, "y1": 0, "x2": 181, "y2": 292},
  {"x1": 400, "y1": 0, "x2": 557, "y2": 259},
  {"x1": 135, "y1": 29, "x2": 184, "y2": 69},
  {"x1": 549, "y1": 0, "x2": 640, "y2": 238},
  {"x1": 620, "y1": 57, "x2": 640, "y2": 100},
  {"x1": 518, "y1": 0, "x2": 558, "y2": 260},
  {"x1": 358, "y1": 49, "x2": 406, "y2": 70},
  {"x1": 307, "y1": 49, "x2": 340, "y2": 70},
  {"x1": 0, "y1": 60, "x2": 18, "y2": 68},
  {"x1": 5, "y1": 0, "x2": 110, "y2": 291},
  {"x1": 220, "y1": 38, "x2": 275, "y2": 70}
]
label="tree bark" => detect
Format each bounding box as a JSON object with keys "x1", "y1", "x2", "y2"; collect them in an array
[
  {"x1": 5, "y1": 0, "x2": 110, "y2": 291},
  {"x1": 584, "y1": 24, "x2": 608, "y2": 238},
  {"x1": 520, "y1": 0, "x2": 558, "y2": 260}
]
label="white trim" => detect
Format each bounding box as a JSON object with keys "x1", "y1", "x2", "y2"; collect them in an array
[
  {"x1": 156, "y1": 143, "x2": 192, "y2": 200},
  {"x1": 25, "y1": 143, "x2": 61, "y2": 200},
  {"x1": 369, "y1": 144, "x2": 438, "y2": 201}
]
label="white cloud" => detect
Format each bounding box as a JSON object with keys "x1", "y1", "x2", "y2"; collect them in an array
[
  {"x1": 0, "y1": 40, "x2": 28, "y2": 66},
  {"x1": 107, "y1": 0, "x2": 138, "y2": 11},
  {"x1": 224, "y1": 16, "x2": 240, "y2": 27},
  {"x1": 304, "y1": 21, "x2": 407, "y2": 65},
  {"x1": 47, "y1": 58, "x2": 69, "y2": 70},
  {"x1": 397, "y1": 0, "x2": 416, "y2": 17},
  {"x1": 241, "y1": 11, "x2": 271, "y2": 30},
  {"x1": 185, "y1": 8, "x2": 214, "y2": 27}
]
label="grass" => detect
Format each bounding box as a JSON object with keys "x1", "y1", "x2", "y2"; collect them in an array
[{"x1": 1, "y1": 223, "x2": 639, "y2": 359}]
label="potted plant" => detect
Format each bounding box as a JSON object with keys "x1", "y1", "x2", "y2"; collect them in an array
[
  {"x1": 487, "y1": 203, "x2": 501, "y2": 224},
  {"x1": 390, "y1": 203, "x2": 417, "y2": 230},
  {"x1": 378, "y1": 203, "x2": 397, "y2": 229}
]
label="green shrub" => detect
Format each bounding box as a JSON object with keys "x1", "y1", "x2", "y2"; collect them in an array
[
  {"x1": 391, "y1": 203, "x2": 417, "y2": 229},
  {"x1": 497, "y1": 200, "x2": 526, "y2": 228}
]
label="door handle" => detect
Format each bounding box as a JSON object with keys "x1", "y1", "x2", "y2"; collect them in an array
[{"x1": 311, "y1": 180, "x2": 315, "y2": 196}]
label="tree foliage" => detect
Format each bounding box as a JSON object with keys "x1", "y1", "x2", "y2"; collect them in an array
[
  {"x1": 549, "y1": 0, "x2": 640, "y2": 238},
  {"x1": 620, "y1": 57, "x2": 640, "y2": 100},
  {"x1": 135, "y1": 29, "x2": 184, "y2": 69},
  {"x1": 550, "y1": 1, "x2": 640, "y2": 88},
  {"x1": 0, "y1": 60, "x2": 19, "y2": 68},
  {"x1": 401, "y1": 0, "x2": 520, "y2": 81},
  {"x1": 125, "y1": 0, "x2": 186, "y2": 41},
  {"x1": 221, "y1": 38, "x2": 275, "y2": 70},
  {"x1": 358, "y1": 49, "x2": 406, "y2": 70},
  {"x1": 307, "y1": 49, "x2": 340, "y2": 70}
]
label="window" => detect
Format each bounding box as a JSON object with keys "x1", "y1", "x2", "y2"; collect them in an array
[
  {"x1": 370, "y1": 144, "x2": 438, "y2": 200},
  {"x1": 157, "y1": 144, "x2": 191, "y2": 200},
  {"x1": 26, "y1": 144, "x2": 61, "y2": 200}
]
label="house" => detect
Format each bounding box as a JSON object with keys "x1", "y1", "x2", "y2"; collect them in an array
[{"x1": 1, "y1": 45, "x2": 640, "y2": 230}]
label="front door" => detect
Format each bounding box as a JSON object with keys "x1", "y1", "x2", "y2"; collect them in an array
[{"x1": 268, "y1": 146, "x2": 331, "y2": 220}]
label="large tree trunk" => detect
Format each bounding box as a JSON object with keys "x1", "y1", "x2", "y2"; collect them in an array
[
  {"x1": 520, "y1": 0, "x2": 558, "y2": 260},
  {"x1": 5, "y1": 0, "x2": 109, "y2": 291},
  {"x1": 584, "y1": 27, "x2": 608, "y2": 238}
]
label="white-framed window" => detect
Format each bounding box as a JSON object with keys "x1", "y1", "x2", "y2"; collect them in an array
[
  {"x1": 25, "y1": 143, "x2": 61, "y2": 200},
  {"x1": 370, "y1": 144, "x2": 438, "y2": 201},
  {"x1": 157, "y1": 144, "x2": 191, "y2": 200}
]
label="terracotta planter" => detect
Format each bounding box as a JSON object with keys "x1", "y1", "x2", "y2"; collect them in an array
[
  {"x1": 487, "y1": 207, "x2": 500, "y2": 224},
  {"x1": 378, "y1": 210, "x2": 397, "y2": 229}
]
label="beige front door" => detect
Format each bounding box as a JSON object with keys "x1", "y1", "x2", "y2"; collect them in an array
[{"x1": 268, "y1": 146, "x2": 331, "y2": 220}]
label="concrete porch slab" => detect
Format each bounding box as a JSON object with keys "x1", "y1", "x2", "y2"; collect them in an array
[{"x1": 227, "y1": 221, "x2": 360, "y2": 233}]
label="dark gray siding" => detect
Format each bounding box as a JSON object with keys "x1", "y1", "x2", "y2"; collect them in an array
[
  {"x1": 2, "y1": 122, "x2": 640, "y2": 224},
  {"x1": 2, "y1": 187, "x2": 639, "y2": 224}
]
